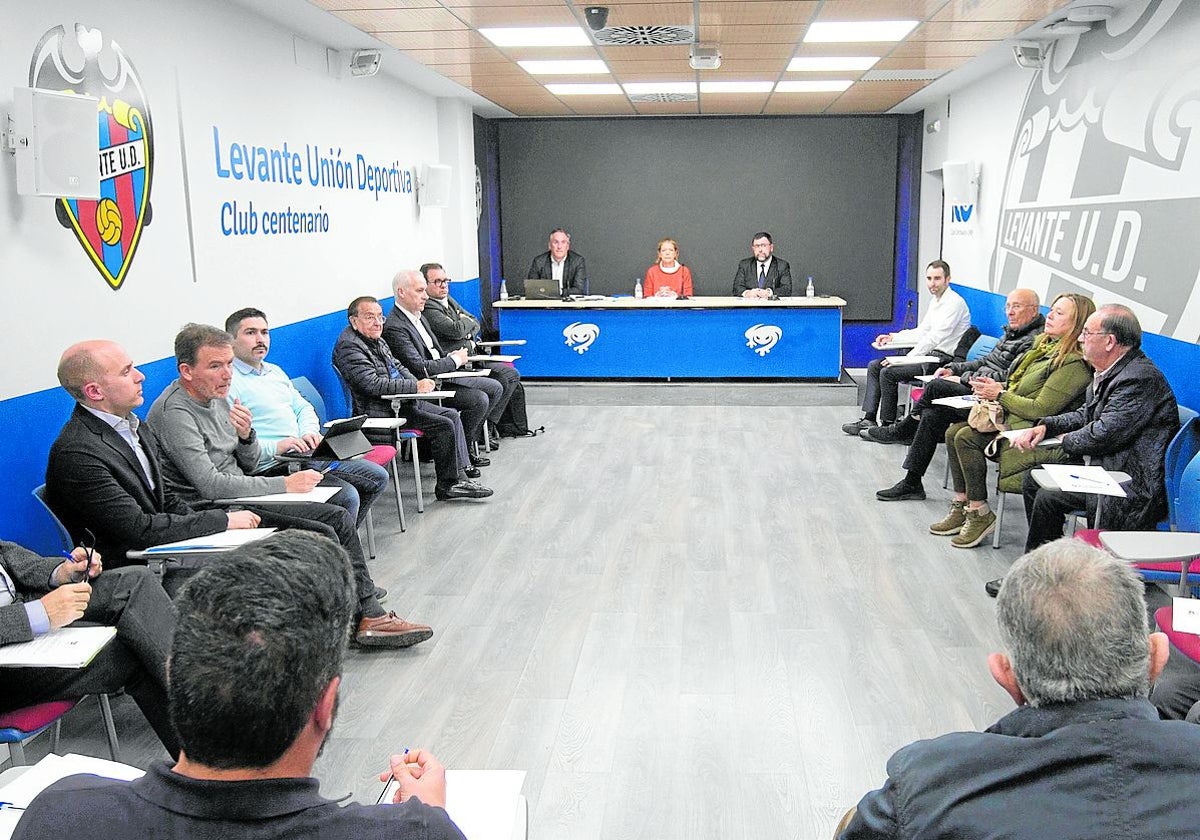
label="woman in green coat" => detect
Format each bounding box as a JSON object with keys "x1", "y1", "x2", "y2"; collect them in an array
[{"x1": 932, "y1": 292, "x2": 1096, "y2": 548}]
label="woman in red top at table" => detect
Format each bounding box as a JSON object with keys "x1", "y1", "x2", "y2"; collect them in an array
[{"x1": 644, "y1": 238, "x2": 694, "y2": 299}]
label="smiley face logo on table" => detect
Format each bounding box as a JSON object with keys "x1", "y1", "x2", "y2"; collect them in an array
[
  {"x1": 745, "y1": 324, "x2": 782, "y2": 356},
  {"x1": 563, "y1": 322, "x2": 600, "y2": 354}
]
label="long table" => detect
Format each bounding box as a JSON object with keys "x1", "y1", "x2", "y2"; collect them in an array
[{"x1": 493, "y1": 295, "x2": 847, "y2": 379}]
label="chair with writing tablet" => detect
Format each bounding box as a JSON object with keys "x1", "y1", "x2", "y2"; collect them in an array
[
  {"x1": 293, "y1": 376, "x2": 405, "y2": 543},
  {"x1": 13, "y1": 486, "x2": 122, "y2": 765}
]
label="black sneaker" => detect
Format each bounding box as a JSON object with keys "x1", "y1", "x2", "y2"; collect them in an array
[
  {"x1": 875, "y1": 479, "x2": 926, "y2": 501},
  {"x1": 842, "y1": 418, "x2": 877, "y2": 436},
  {"x1": 985, "y1": 578, "x2": 1003, "y2": 598},
  {"x1": 864, "y1": 416, "x2": 918, "y2": 445}
]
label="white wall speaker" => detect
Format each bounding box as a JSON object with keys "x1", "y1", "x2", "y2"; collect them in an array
[
  {"x1": 13, "y1": 87, "x2": 100, "y2": 199},
  {"x1": 942, "y1": 159, "x2": 980, "y2": 206},
  {"x1": 418, "y1": 163, "x2": 453, "y2": 208}
]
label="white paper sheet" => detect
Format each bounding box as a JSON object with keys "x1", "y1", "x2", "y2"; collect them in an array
[{"x1": 0, "y1": 627, "x2": 116, "y2": 669}]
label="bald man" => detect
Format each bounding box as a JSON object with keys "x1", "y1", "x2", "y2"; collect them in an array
[{"x1": 46, "y1": 340, "x2": 259, "y2": 568}]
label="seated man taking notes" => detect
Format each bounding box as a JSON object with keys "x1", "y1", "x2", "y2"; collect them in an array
[
  {"x1": 148, "y1": 323, "x2": 430, "y2": 648},
  {"x1": 47, "y1": 340, "x2": 259, "y2": 568},
  {"x1": 13, "y1": 531, "x2": 465, "y2": 840},
  {"x1": 0, "y1": 538, "x2": 178, "y2": 757}
]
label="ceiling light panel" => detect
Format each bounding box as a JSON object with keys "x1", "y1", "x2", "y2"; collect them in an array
[
  {"x1": 804, "y1": 20, "x2": 919, "y2": 42},
  {"x1": 699, "y1": 81, "x2": 774, "y2": 93},
  {"x1": 546, "y1": 83, "x2": 624, "y2": 95},
  {"x1": 787, "y1": 56, "x2": 879, "y2": 72},
  {"x1": 518, "y1": 59, "x2": 610, "y2": 74},
  {"x1": 775, "y1": 80, "x2": 854, "y2": 92},
  {"x1": 480, "y1": 27, "x2": 591, "y2": 47}
]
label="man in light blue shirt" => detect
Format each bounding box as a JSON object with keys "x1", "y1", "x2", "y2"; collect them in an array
[{"x1": 225, "y1": 307, "x2": 388, "y2": 526}]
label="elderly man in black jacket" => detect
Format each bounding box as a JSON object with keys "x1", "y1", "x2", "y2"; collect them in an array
[
  {"x1": 0, "y1": 539, "x2": 178, "y2": 756},
  {"x1": 1013, "y1": 304, "x2": 1179, "y2": 552},
  {"x1": 333, "y1": 296, "x2": 492, "y2": 501},
  {"x1": 873, "y1": 288, "x2": 1044, "y2": 501}
]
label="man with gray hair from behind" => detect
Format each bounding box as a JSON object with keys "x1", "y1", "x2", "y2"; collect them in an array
[{"x1": 837, "y1": 539, "x2": 1200, "y2": 840}]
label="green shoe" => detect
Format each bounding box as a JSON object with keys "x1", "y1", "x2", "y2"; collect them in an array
[
  {"x1": 929, "y1": 501, "x2": 967, "y2": 536},
  {"x1": 952, "y1": 509, "x2": 997, "y2": 548}
]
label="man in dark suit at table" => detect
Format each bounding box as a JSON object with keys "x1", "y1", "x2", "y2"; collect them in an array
[
  {"x1": 732, "y1": 231, "x2": 793, "y2": 299},
  {"x1": 382, "y1": 268, "x2": 498, "y2": 464},
  {"x1": 420, "y1": 262, "x2": 525, "y2": 444},
  {"x1": 46, "y1": 340, "x2": 259, "y2": 568},
  {"x1": 527, "y1": 227, "x2": 587, "y2": 296}
]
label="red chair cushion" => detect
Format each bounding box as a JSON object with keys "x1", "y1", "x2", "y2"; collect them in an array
[
  {"x1": 1156, "y1": 606, "x2": 1200, "y2": 664},
  {"x1": 0, "y1": 699, "x2": 78, "y2": 734},
  {"x1": 1073, "y1": 528, "x2": 1104, "y2": 548},
  {"x1": 363, "y1": 445, "x2": 397, "y2": 466},
  {"x1": 1134, "y1": 559, "x2": 1200, "y2": 573},
  {"x1": 910, "y1": 387, "x2": 924, "y2": 404}
]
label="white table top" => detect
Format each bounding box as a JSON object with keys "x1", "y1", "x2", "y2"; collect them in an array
[
  {"x1": 494, "y1": 295, "x2": 846, "y2": 310},
  {"x1": 1099, "y1": 531, "x2": 1200, "y2": 561}
]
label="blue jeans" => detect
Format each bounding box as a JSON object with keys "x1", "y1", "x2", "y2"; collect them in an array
[{"x1": 308, "y1": 457, "x2": 389, "y2": 526}]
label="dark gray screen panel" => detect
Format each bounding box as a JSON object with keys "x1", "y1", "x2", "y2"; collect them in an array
[{"x1": 497, "y1": 116, "x2": 899, "y2": 320}]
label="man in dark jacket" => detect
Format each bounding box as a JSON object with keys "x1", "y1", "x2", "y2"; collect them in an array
[
  {"x1": 839, "y1": 539, "x2": 1200, "y2": 840},
  {"x1": 1014, "y1": 304, "x2": 1178, "y2": 551},
  {"x1": 527, "y1": 228, "x2": 587, "y2": 296},
  {"x1": 333, "y1": 297, "x2": 492, "y2": 501},
  {"x1": 0, "y1": 539, "x2": 178, "y2": 756},
  {"x1": 873, "y1": 288, "x2": 1044, "y2": 501}
]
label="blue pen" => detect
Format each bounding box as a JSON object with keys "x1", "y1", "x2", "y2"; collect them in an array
[
  {"x1": 1070, "y1": 473, "x2": 1106, "y2": 485},
  {"x1": 321, "y1": 461, "x2": 341, "y2": 474}
]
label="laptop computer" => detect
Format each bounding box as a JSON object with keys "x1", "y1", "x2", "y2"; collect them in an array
[
  {"x1": 273, "y1": 415, "x2": 373, "y2": 463},
  {"x1": 523, "y1": 278, "x2": 561, "y2": 300}
]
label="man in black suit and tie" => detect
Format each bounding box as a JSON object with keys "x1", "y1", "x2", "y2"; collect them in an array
[
  {"x1": 383, "y1": 269, "x2": 499, "y2": 463},
  {"x1": 527, "y1": 228, "x2": 587, "y2": 296},
  {"x1": 731, "y1": 231, "x2": 793, "y2": 298},
  {"x1": 46, "y1": 340, "x2": 259, "y2": 568},
  {"x1": 0, "y1": 538, "x2": 178, "y2": 756}
]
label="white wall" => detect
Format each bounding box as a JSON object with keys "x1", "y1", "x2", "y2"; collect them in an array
[
  {"x1": 0, "y1": 0, "x2": 477, "y2": 399},
  {"x1": 920, "y1": 0, "x2": 1200, "y2": 341}
]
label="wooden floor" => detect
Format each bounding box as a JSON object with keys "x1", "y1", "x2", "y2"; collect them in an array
[{"x1": 46, "y1": 389, "x2": 1047, "y2": 838}]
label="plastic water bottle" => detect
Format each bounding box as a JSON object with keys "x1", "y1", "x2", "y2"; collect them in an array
[
  {"x1": 499, "y1": 280, "x2": 509, "y2": 301},
  {"x1": 806, "y1": 275, "x2": 815, "y2": 298},
  {"x1": 634, "y1": 278, "x2": 643, "y2": 299}
]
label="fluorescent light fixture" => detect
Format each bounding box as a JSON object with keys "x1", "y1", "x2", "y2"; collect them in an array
[
  {"x1": 546, "y1": 82, "x2": 623, "y2": 95},
  {"x1": 518, "y1": 59, "x2": 609, "y2": 75},
  {"x1": 479, "y1": 27, "x2": 591, "y2": 47},
  {"x1": 774, "y1": 80, "x2": 853, "y2": 93},
  {"x1": 804, "y1": 20, "x2": 918, "y2": 43},
  {"x1": 787, "y1": 56, "x2": 879, "y2": 72},
  {"x1": 622, "y1": 82, "x2": 697, "y2": 95},
  {"x1": 699, "y1": 81, "x2": 774, "y2": 93}
]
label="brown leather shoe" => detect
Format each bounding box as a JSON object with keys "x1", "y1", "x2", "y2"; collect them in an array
[{"x1": 355, "y1": 612, "x2": 433, "y2": 648}]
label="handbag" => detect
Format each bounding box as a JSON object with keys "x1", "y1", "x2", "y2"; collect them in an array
[{"x1": 968, "y1": 399, "x2": 1008, "y2": 434}]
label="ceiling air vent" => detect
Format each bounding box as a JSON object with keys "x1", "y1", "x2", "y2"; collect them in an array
[
  {"x1": 861, "y1": 69, "x2": 947, "y2": 82},
  {"x1": 627, "y1": 92, "x2": 698, "y2": 103},
  {"x1": 593, "y1": 25, "x2": 694, "y2": 46}
]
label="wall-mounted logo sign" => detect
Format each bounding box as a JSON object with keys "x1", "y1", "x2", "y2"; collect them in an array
[
  {"x1": 31, "y1": 24, "x2": 153, "y2": 291},
  {"x1": 563, "y1": 321, "x2": 600, "y2": 353},
  {"x1": 991, "y1": 2, "x2": 1200, "y2": 339},
  {"x1": 951, "y1": 204, "x2": 974, "y2": 223},
  {"x1": 745, "y1": 324, "x2": 782, "y2": 356}
]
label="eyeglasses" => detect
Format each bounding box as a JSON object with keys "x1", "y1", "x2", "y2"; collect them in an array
[
  {"x1": 428, "y1": 278, "x2": 450, "y2": 286},
  {"x1": 1079, "y1": 330, "x2": 1111, "y2": 339},
  {"x1": 353, "y1": 313, "x2": 386, "y2": 323},
  {"x1": 1005, "y1": 303, "x2": 1033, "y2": 311}
]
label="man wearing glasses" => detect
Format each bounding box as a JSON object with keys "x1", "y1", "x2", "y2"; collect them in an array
[
  {"x1": 872, "y1": 289, "x2": 1043, "y2": 501},
  {"x1": 382, "y1": 270, "x2": 499, "y2": 462},
  {"x1": 1012, "y1": 304, "x2": 1179, "y2": 552},
  {"x1": 0, "y1": 538, "x2": 179, "y2": 756},
  {"x1": 420, "y1": 263, "x2": 522, "y2": 445},
  {"x1": 334, "y1": 297, "x2": 493, "y2": 501}
]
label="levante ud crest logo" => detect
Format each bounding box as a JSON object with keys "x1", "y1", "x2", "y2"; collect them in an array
[{"x1": 30, "y1": 24, "x2": 153, "y2": 291}]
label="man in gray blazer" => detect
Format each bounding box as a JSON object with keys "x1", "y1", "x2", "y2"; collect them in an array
[{"x1": 0, "y1": 539, "x2": 178, "y2": 756}]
